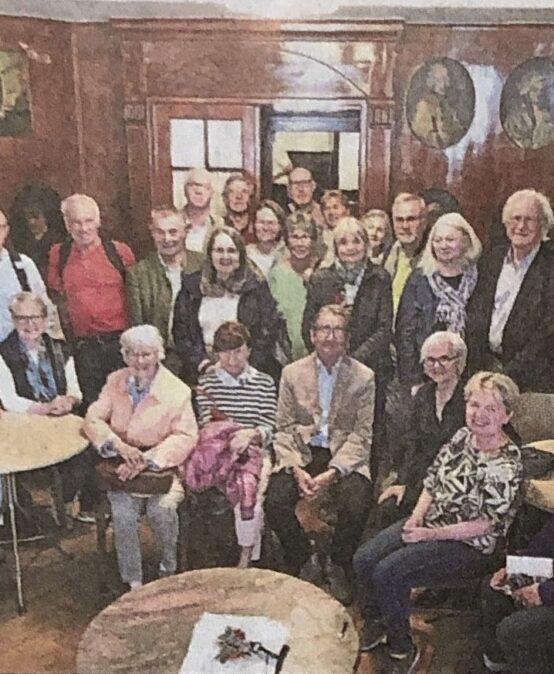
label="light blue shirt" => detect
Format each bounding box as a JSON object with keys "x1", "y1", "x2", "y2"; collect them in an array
[
  {"x1": 489, "y1": 245, "x2": 540, "y2": 353},
  {"x1": 311, "y1": 357, "x2": 342, "y2": 449}
]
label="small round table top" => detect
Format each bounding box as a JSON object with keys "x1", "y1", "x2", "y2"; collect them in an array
[
  {"x1": 76, "y1": 568, "x2": 358, "y2": 674},
  {"x1": 0, "y1": 411, "x2": 87, "y2": 473}
]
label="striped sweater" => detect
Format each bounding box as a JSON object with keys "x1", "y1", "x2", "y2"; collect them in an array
[{"x1": 195, "y1": 365, "x2": 277, "y2": 436}]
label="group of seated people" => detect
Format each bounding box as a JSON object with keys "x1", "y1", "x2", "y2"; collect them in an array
[{"x1": 1, "y1": 169, "x2": 554, "y2": 674}]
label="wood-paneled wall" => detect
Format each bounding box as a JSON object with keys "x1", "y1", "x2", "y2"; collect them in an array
[
  {"x1": 392, "y1": 24, "x2": 554, "y2": 245},
  {"x1": 1, "y1": 16, "x2": 553, "y2": 251}
]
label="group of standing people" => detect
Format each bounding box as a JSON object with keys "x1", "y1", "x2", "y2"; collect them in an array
[{"x1": 1, "y1": 169, "x2": 554, "y2": 674}]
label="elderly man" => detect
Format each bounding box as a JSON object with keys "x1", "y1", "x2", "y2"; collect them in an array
[
  {"x1": 126, "y1": 208, "x2": 203, "y2": 374},
  {"x1": 466, "y1": 189, "x2": 554, "y2": 392},
  {"x1": 385, "y1": 193, "x2": 428, "y2": 315},
  {"x1": 286, "y1": 166, "x2": 324, "y2": 227},
  {"x1": 182, "y1": 168, "x2": 222, "y2": 253},
  {"x1": 265, "y1": 304, "x2": 374, "y2": 603},
  {"x1": 47, "y1": 194, "x2": 135, "y2": 408},
  {"x1": 223, "y1": 172, "x2": 256, "y2": 243}
]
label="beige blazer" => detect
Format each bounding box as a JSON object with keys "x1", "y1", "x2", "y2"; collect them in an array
[{"x1": 273, "y1": 353, "x2": 375, "y2": 480}]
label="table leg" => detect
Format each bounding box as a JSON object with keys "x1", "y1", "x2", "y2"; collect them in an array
[{"x1": 6, "y1": 473, "x2": 26, "y2": 614}]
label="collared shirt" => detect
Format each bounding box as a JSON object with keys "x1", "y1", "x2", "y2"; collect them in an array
[
  {"x1": 489, "y1": 245, "x2": 540, "y2": 353},
  {"x1": 158, "y1": 254, "x2": 182, "y2": 345},
  {"x1": 186, "y1": 221, "x2": 210, "y2": 253},
  {"x1": 0, "y1": 247, "x2": 48, "y2": 342},
  {"x1": 47, "y1": 240, "x2": 135, "y2": 337},
  {"x1": 311, "y1": 356, "x2": 342, "y2": 448}
]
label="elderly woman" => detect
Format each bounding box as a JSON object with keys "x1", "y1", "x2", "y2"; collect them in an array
[
  {"x1": 354, "y1": 372, "x2": 523, "y2": 673},
  {"x1": 268, "y1": 216, "x2": 319, "y2": 360},
  {"x1": 374, "y1": 331, "x2": 466, "y2": 533},
  {"x1": 173, "y1": 226, "x2": 284, "y2": 384},
  {"x1": 302, "y1": 217, "x2": 393, "y2": 474},
  {"x1": 396, "y1": 212, "x2": 482, "y2": 387},
  {"x1": 83, "y1": 325, "x2": 198, "y2": 590},
  {"x1": 191, "y1": 321, "x2": 277, "y2": 567},
  {"x1": 246, "y1": 199, "x2": 286, "y2": 277},
  {"x1": 360, "y1": 209, "x2": 394, "y2": 266},
  {"x1": 0, "y1": 291, "x2": 86, "y2": 519}
]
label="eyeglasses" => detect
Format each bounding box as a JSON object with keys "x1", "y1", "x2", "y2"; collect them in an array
[
  {"x1": 13, "y1": 314, "x2": 45, "y2": 323},
  {"x1": 423, "y1": 355, "x2": 458, "y2": 367},
  {"x1": 290, "y1": 179, "x2": 313, "y2": 188},
  {"x1": 314, "y1": 325, "x2": 346, "y2": 337}
]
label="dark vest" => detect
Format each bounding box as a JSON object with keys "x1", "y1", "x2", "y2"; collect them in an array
[{"x1": 0, "y1": 330, "x2": 69, "y2": 403}]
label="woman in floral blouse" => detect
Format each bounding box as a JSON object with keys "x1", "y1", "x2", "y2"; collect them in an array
[{"x1": 354, "y1": 371, "x2": 523, "y2": 674}]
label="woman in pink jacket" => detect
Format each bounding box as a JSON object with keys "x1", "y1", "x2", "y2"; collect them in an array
[{"x1": 83, "y1": 325, "x2": 198, "y2": 590}]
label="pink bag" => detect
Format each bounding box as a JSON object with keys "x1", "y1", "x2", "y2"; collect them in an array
[{"x1": 180, "y1": 420, "x2": 264, "y2": 520}]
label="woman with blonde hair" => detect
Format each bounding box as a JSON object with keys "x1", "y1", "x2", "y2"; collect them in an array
[{"x1": 396, "y1": 212, "x2": 482, "y2": 387}]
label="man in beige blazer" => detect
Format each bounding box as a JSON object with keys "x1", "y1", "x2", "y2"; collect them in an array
[{"x1": 265, "y1": 304, "x2": 374, "y2": 602}]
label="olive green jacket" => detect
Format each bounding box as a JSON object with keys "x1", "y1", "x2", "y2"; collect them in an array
[{"x1": 126, "y1": 250, "x2": 204, "y2": 344}]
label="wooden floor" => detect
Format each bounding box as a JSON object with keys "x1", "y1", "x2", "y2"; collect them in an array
[{"x1": 0, "y1": 486, "x2": 489, "y2": 674}]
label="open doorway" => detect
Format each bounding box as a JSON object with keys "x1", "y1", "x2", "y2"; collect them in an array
[{"x1": 260, "y1": 103, "x2": 362, "y2": 215}]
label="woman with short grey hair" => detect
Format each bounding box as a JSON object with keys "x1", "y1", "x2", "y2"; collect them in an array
[
  {"x1": 371, "y1": 331, "x2": 467, "y2": 535},
  {"x1": 84, "y1": 324, "x2": 198, "y2": 590}
]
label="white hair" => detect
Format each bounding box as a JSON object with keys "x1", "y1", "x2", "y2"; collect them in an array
[
  {"x1": 419, "y1": 212, "x2": 482, "y2": 277},
  {"x1": 420, "y1": 330, "x2": 468, "y2": 375},
  {"x1": 120, "y1": 325, "x2": 165, "y2": 361},
  {"x1": 60, "y1": 194, "x2": 100, "y2": 223},
  {"x1": 502, "y1": 189, "x2": 554, "y2": 237}
]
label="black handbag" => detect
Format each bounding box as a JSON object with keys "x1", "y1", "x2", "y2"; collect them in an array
[
  {"x1": 96, "y1": 459, "x2": 174, "y2": 494},
  {"x1": 521, "y1": 445, "x2": 554, "y2": 480}
]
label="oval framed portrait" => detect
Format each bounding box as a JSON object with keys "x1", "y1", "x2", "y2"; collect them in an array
[
  {"x1": 500, "y1": 57, "x2": 554, "y2": 150},
  {"x1": 406, "y1": 58, "x2": 475, "y2": 150}
]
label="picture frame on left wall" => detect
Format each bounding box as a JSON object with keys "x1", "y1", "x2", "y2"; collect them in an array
[{"x1": 0, "y1": 49, "x2": 32, "y2": 136}]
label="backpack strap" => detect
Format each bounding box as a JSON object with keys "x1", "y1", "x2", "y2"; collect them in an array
[
  {"x1": 57, "y1": 236, "x2": 126, "y2": 285},
  {"x1": 7, "y1": 249, "x2": 31, "y2": 292}
]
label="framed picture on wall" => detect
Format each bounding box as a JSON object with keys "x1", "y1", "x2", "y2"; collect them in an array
[{"x1": 0, "y1": 49, "x2": 32, "y2": 136}]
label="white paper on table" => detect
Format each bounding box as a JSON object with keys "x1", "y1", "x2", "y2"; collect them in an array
[
  {"x1": 506, "y1": 555, "x2": 554, "y2": 579},
  {"x1": 179, "y1": 612, "x2": 290, "y2": 674}
]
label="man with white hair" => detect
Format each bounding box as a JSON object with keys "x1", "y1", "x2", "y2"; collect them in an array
[
  {"x1": 183, "y1": 167, "x2": 222, "y2": 252},
  {"x1": 126, "y1": 207, "x2": 203, "y2": 373},
  {"x1": 47, "y1": 194, "x2": 135, "y2": 408},
  {"x1": 466, "y1": 189, "x2": 554, "y2": 391}
]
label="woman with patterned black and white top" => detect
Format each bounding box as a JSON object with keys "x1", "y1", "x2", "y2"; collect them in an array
[{"x1": 353, "y1": 371, "x2": 523, "y2": 673}]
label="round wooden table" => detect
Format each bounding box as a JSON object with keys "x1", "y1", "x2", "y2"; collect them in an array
[
  {"x1": 0, "y1": 411, "x2": 88, "y2": 613},
  {"x1": 77, "y1": 568, "x2": 359, "y2": 674}
]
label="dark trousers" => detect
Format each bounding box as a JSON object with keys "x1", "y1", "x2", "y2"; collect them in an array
[
  {"x1": 72, "y1": 334, "x2": 123, "y2": 509},
  {"x1": 264, "y1": 447, "x2": 372, "y2": 573},
  {"x1": 73, "y1": 333, "x2": 124, "y2": 410},
  {"x1": 354, "y1": 518, "x2": 495, "y2": 653},
  {"x1": 481, "y1": 576, "x2": 554, "y2": 674},
  {"x1": 58, "y1": 444, "x2": 99, "y2": 511}
]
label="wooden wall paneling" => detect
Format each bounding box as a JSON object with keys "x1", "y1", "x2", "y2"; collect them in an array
[
  {"x1": 125, "y1": 123, "x2": 152, "y2": 255},
  {"x1": 391, "y1": 23, "x2": 554, "y2": 246},
  {"x1": 69, "y1": 23, "x2": 131, "y2": 244},
  {"x1": 114, "y1": 19, "x2": 404, "y2": 239},
  {"x1": 0, "y1": 16, "x2": 79, "y2": 212}
]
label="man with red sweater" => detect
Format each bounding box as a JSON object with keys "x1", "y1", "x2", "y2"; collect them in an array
[
  {"x1": 481, "y1": 515, "x2": 554, "y2": 673},
  {"x1": 47, "y1": 194, "x2": 135, "y2": 409}
]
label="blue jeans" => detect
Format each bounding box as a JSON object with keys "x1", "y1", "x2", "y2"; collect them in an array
[{"x1": 353, "y1": 519, "x2": 493, "y2": 653}]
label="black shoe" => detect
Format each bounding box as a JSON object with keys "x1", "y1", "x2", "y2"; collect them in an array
[
  {"x1": 359, "y1": 619, "x2": 387, "y2": 652},
  {"x1": 325, "y1": 559, "x2": 353, "y2": 606},
  {"x1": 389, "y1": 643, "x2": 421, "y2": 674}
]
